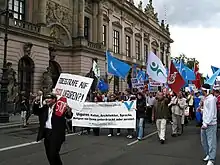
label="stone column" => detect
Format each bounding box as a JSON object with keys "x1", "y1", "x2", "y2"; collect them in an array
[
  {"x1": 132, "y1": 28, "x2": 136, "y2": 59},
  {"x1": 73, "y1": 0, "x2": 79, "y2": 38},
  {"x1": 97, "y1": 2, "x2": 103, "y2": 43},
  {"x1": 149, "y1": 36, "x2": 152, "y2": 53},
  {"x1": 92, "y1": 2, "x2": 98, "y2": 42},
  {"x1": 78, "y1": 0, "x2": 85, "y2": 37},
  {"x1": 121, "y1": 18, "x2": 125, "y2": 55},
  {"x1": 141, "y1": 30, "x2": 144, "y2": 61},
  {"x1": 37, "y1": 0, "x2": 47, "y2": 25},
  {"x1": 108, "y1": 9, "x2": 113, "y2": 51}
]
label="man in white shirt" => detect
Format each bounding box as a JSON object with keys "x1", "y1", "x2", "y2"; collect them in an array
[
  {"x1": 146, "y1": 92, "x2": 156, "y2": 123},
  {"x1": 33, "y1": 93, "x2": 73, "y2": 165},
  {"x1": 201, "y1": 84, "x2": 217, "y2": 165}
]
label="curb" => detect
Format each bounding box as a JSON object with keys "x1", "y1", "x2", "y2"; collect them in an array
[{"x1": 0, "y1": 121, "x2": 39, "y2": 130}]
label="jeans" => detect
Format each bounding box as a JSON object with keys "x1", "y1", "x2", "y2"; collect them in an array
[
  {"x1": 201, "y1": 124, "x2": 217, "y2": 162},
  {"x1": 137, "y1": 118, "x2": 144, "y2": 139}
]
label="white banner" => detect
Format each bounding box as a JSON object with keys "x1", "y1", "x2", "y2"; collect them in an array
[
  {"x1": 131, "y1": 78, "x2": 144, "y2": 88},
  {"x1": 55, "y1": 73, "x2": 93, "y2": 111},
  {"x1": 72, "y1": 101, "x2": 136, "y2": 128}
]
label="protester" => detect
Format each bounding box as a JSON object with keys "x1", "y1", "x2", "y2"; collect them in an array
[
  {"x1": 136, "y1": 92, "x2": 146, "y2": 140},
  {"x1": 170, "y1": 91, "x2": 187, "y2": 137},
  {"x1": 33, "y1": 93, "x2": 73, "y2": 165},
  {"x1": 201, "y1": 84, "x2": 217, "y2": 165},
  {"x1": 194, "y1": 91, "x2": 202, "y2": 126},
  {"x1": 20, "y1": 95, "x2": 29, "y2": 127},
  {"x1": 213, "y1": 85, "x2": 220, "y2": 128},
  {"x1": 187, "y1": 91, "x2": 194, "y2": 120},
  {"x1": 146, "y1": 92, "x2": 156, "y2": 123},
  {"x1": 108, "y1": 94, "x2": 121, "y2": 137},
  {"x1": 152, "y1": 92, "x2": 170, "y2": 144}
]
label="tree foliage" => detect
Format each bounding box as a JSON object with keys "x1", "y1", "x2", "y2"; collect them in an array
[
  {"x1": 171, "y1": 53, "x2": 205, "y2": 84},
  {"x1": 171, "y1": 53, "x2": 199, "y2": 69}
]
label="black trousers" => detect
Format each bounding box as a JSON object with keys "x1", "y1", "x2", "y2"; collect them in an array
[
  {"x1": 44, "y1": 129, "x2": 63, "y2": 165},
  {"x1": 109, "y1": 128, "x2": 120, "y2": 135}
]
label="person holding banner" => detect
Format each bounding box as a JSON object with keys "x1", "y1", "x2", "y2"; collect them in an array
[
  {"x1": 108, "y1": 94, "x2": 121, "y2": 137},
  {"x1": 33, "y1": 93, "x2": 73, "y2": 165}
]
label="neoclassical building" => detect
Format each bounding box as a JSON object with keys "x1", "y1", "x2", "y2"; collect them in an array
[{"x1": 0, "y1": 0, "x2": 173, "y2": 96}]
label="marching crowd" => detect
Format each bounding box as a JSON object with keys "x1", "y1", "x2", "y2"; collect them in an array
[{"x1": 15, "y1": 82, "x2": 220, "y2": 165}]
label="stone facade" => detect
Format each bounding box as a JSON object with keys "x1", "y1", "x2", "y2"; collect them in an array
[{"x1": 0, "y1": 0, "x2": 173, "y2": 95}]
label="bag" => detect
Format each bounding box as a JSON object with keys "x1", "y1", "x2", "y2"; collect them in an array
[{"x1": 184, "y1": 107, "x2": 189, "y2": 116}]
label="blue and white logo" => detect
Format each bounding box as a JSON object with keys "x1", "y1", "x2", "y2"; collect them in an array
[{"x1": 123, "y1": 101, "x2": 134, "y2": 111}]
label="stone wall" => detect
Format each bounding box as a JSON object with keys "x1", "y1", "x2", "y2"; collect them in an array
[{"x1": 0, "y1": 33, "x2": 49, "y2": 93}]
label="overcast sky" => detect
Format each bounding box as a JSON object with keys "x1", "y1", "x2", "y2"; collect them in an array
[{"x1": 134, "y1": 0, "x2": 220, "y2": 76}]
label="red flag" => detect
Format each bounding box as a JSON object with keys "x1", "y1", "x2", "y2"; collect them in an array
[
  {"x1": 167, "y1": 61, "x2": 185, "y2": 94},
  {"x1": 192, "y1": 63, "x2": 201, "y2": 89}
]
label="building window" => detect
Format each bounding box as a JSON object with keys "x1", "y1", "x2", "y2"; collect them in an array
[
  {"x1": 153, "y1": 48, "x2": 157, "y2": 55},
  {"x1": 103, "y1": 25, "x2": 107, "y2": 46},
  {"x1": 125, "y1": 35, "x2": 131, "y2": 57},
  {"x1": 166, "y1": 54, "x2": 169, "y2": 67},
  {"x1": 113, "y1": 30, "x2": 120, "y2": 54},
  {"x1": 9, "y1": 0, "x2": 25, "y2": 20},
  {"x1": 144, "y1": 44, "x2": 148, "y2": 63},
  {"x1": 84, "y1": 17, "x2": 90, "y2": 40},
  {"x1": 161, "y1": 52, "x2": 164, "y2": 65},
  {"x1": 135, "y1": 40, "x2": 141, "y2": 60}
]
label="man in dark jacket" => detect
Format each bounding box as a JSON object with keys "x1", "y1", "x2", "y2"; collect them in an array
[
  {"x1": 33, "y1": 93, "x2": 73, "y2": 165},
  {"x1": 152, "y1": 92, "x2": 170, "y2": 144}
]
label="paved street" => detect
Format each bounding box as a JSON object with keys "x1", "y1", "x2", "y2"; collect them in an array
[{"x1": 0, "y1": 123, "x2": 219, "y2": 165}]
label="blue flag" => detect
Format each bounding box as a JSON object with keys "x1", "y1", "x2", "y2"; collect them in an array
[
  {"x1": 211, "y1": 65, "x2": 219, "y2": 74},
  {"x1": 106, "y1": 51, "x2": 131, "y2": 79},
  {"x1": 174, "y1": 60, "x2": 195, "y2": 81},
  {"x1": 206, "y1": 75, "x2": 209, "y2": 80},
  {"x1": 205, "y1": 68, "x2": 220, "y2": 85},
  {"x1": 133, "y1": 64, "x2": 137, "y2": 78},
  {"x1": 137, "y1": 70, "x2": 147, "y2": 81},
  {"x1": 98, "y1": 79, "x2": 109, "y2": 92}
]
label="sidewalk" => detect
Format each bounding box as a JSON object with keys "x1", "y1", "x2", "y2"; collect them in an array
[{"x1": 0, "y1": 114, "x2": 39, "y2": 129}]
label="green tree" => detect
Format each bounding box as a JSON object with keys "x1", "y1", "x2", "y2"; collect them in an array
[
  {"x1": 171, "y1": 53, "x2": 199, "y2": 69},
  {"x1": 171, "y1": 53, "x2": 205, "y2": 84}
]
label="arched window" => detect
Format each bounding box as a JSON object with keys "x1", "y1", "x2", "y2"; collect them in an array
[
  {"x1": 49, "y1": 60, "x2": 61, "y2": 88},
  {"x1": 18, "y1": 56, "x2": 34, "y2": 97}
]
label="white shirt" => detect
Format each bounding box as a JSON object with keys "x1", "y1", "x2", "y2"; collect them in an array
[
  {"x1": 146, "y1": 96, "x2": 155, "y2": 106},
  {"x1": 45, "y1": 105, "x2": 55, "y2": 129},
  {"x1": 187, "y1": 95, "x2": 194, "y2": 106},
  {"x1": 202, "y1": 94, "x2": 217, "y2": 127}
]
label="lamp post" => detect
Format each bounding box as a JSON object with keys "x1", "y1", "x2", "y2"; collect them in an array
[{"x1": 0, "y1": 0, "x2": 10, "y2": 123}]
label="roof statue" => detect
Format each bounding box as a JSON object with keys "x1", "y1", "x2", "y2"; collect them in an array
[
  {"x1": 138, "y1": 1, "x2": 143, "y2": 11},
  {"x1": 161, "y1": 20, "x2": 165, "y2": 29},
  {"x1": 166, "y1": 24, "x2": 170, "y2": 34},
  {"x1": 144, "y1": 0, "x2": 159, "y2": 23}
]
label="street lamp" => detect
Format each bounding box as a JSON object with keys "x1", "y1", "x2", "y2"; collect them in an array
[{"x1": 0, "y1": 0, "x2": 10, "y2": 123}]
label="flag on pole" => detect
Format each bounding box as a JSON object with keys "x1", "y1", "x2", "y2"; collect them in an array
[
  {"x1": 167, "y1": 61, "x2": 185, "y2": 94},
  {"x1": 147, "y1": 52, "x2": 167, "y2": 83},
  {"x1": 106, "y1": 51, "x2": 131, "y2": 79},
  {"x1": 192, "y1": 63, "x2": 201, "y2": 89},
  {"x1": 205, "y1": 68, "x2": 220, "y2": 86},
  {"x1": 92, "y1": 60, "x2": 100, "y2": 78}
]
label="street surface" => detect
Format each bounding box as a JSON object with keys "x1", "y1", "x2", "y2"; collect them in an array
[{"x1": 0, "y1": 122, "x2": 219, "y2": 165}]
